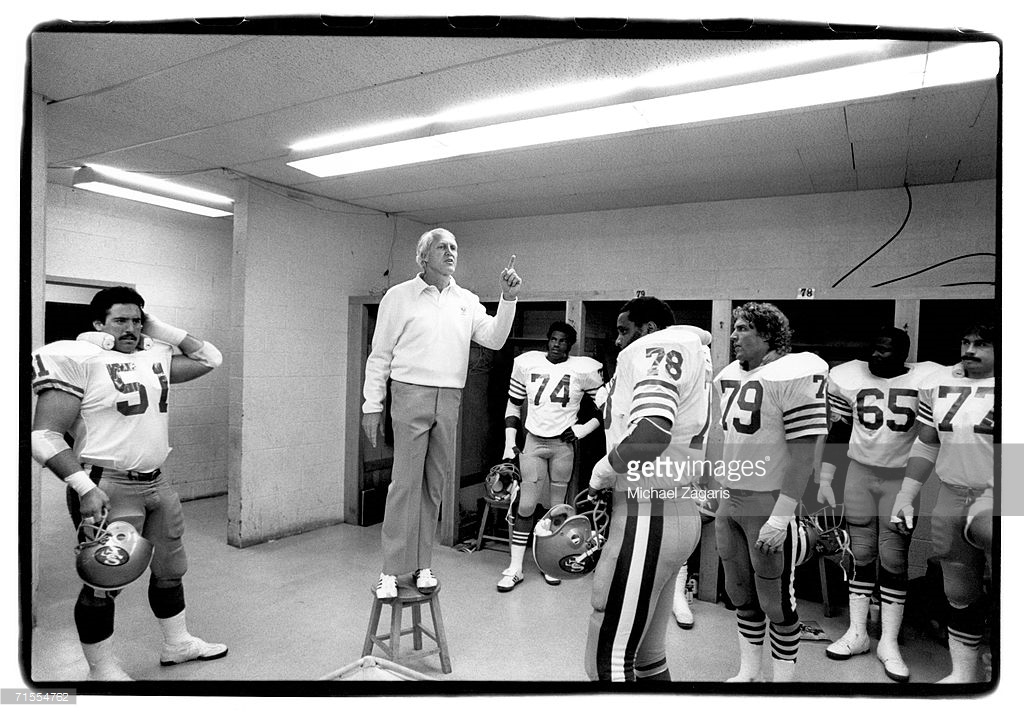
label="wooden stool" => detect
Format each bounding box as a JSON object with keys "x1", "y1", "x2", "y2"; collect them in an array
[
  {"x1": 363, "y1": 584, "x2": 452, "y2": 674},
  {"x1": 475, "y1": 496, "x2": 512, "y2": 552}
]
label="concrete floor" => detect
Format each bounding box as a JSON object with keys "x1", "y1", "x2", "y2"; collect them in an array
[{"x1": 25, "y1": 485, "x2": 993, "y2": 696}]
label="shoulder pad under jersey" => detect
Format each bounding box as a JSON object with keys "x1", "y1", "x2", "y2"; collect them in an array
[
  {"x1": 35, "y1": 339, "x2": 105, "y2": 363},
  {"x1": 567, "y1": 355, "x2": 603, "y2": 373},
  {"x1": 827, "y1": 359, "x2": 868, "y2": 389},
  {"x1": 757, "y1": 352, "x2": 829, "y2": 382}
]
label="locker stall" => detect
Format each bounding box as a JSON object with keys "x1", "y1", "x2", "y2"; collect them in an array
[{"x1": 348, "y1": 293, "x2": 997, "y2": 550}]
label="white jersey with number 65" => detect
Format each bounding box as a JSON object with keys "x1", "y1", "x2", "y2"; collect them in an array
[{"x1": 827, "y1": 359, "x2": 942, "y2": 468}]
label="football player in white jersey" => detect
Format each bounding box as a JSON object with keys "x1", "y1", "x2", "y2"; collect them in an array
[
  {"x1": 30, "y1": 286, "x2": 227, "y2": 681},
  {"x1": 715, "y1": 302, "x2": 828, "y2": 682},
  {"x1": 819, "y1": 327, "x2": 941, "y2": 681},
  {"x1": 584, "y1": 297, "x2": 711, "y2": 681},
  {"x1": 498, "y1": 321, "x2": 605, "y2": 591},
  {"x1": 891, "y1": 324, "x2": 996, "y2": 683}
]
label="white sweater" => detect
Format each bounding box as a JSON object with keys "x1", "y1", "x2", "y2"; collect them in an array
[{"x1": 362, "y1": 274, "x2": 517, "y2": 413}]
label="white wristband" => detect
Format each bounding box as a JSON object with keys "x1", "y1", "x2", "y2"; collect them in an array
[{"x1": 65, "y1": 470, "x2": 96, "y2": 497}]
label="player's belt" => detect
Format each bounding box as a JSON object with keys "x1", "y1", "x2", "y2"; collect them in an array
[
  {"x1": 940, "y1": 481, "x2": 986, "y2": 503},
  {"x1": 88, "y1": 465, "x2": 162, "y2": 482}
]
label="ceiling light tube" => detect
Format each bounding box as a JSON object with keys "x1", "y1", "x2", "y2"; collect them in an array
[
  {"x1": 72, "y1": 166, "x2": 234, "y2": 217},
  {"x1": 288, "y1": 42, "x2": 998, "y2": 179}
]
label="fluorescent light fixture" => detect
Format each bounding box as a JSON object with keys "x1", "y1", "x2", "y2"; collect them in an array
[
  {"x1": 289, "y1": 41, "x2": 997, "y2": 179},
  {"x1": 72, "y1": 165, "x2": 234, "y2": 217},
  {"x1": 290, "y1": 40, "x2": 897, "y2": 154}
]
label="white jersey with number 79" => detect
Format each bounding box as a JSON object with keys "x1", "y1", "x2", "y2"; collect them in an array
[{"x1": 715, "y1": 352, "x2": 829, "y2": 492}]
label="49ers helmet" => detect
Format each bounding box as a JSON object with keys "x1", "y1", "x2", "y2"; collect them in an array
[
  {"x1": 532, "y1": 490, "x2": 609, "y2": 580},
  {"x1": 75, "y1": 516, "x2": 153, "y2": 591},
  {"x1": 792, "y1": 504, "x2": 855, "y2": 580},
  {"x1": 484, "y1": 462, "x2": 521, "y2": 503}
]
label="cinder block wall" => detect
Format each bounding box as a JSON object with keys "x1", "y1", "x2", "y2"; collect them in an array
[
  {"x1": 43, "y1": 182, "x2": 233, "y2": 501},
  {"x1": 227, "y1": 181, "x2": 417, "y2": 546}
]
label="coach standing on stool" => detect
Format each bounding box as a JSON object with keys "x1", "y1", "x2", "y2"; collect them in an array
[{"x1": 362, "y1": 228, "x2": 522, "y2": 600}]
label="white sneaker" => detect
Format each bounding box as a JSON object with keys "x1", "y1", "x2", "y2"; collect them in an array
[
  {"x1": 496, "y1": 568, "x2": 524, "y2": 593},
  {"x1": 543, "y1": 573, "x2": 562, "y2": 586},
  {"x1": 415, "y1": 568, "x2": 438, "y2": 594},
  {"x1": 375, "y1": 573, "x2": 398, "y2": 600},
  {"x1": 826, "y1": 630, "x2": 870, "y2": 660},
  {"x1": 159, "y1": 636, "x2": 228, "y2": 666}
]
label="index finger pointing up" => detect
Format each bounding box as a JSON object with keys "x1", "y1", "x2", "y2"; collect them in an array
[{"x1": 507, "y1": 254, "x2": 516, "y2": 269}]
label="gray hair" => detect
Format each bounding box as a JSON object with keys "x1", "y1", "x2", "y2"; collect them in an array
[{"x1": 416, "y1": 228, "x2": 455, "y2": 269}]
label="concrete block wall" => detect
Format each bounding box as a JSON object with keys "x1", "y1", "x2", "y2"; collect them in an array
[
  {"x1": 227, "y1": 181, "x2": 416, "y2": 546},
  {"x1": 43, "y1": 182, "x2": 233, "y2": 501},
  {"x1": 447, "y1": 180, "x2": 996, "y2": 300}
]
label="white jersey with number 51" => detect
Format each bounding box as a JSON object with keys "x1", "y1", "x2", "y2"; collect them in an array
[{"x1": 31, "y1": 339, "x2": 174, "y2": 472}]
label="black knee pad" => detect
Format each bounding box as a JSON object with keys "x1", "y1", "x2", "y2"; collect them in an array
[
  {"x1": 148, "y1": 578, "x2": 185, "y2": 619},
  {"x1": 74, "y1": 586, "x2": 115, "y2": 644}
]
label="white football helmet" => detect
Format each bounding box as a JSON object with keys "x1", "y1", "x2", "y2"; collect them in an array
[{"x1": 75, "y1": 515, "x2": 154, "y2": 591}]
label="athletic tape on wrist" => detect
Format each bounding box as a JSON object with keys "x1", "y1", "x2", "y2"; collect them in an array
[
  {"x1": 590, "y1": 455, "x2": 616, "y2": 488},
  {"x1": 819, "y1": 464, "x2": 836, "y2": 484},
  {"x1": 767, "y1": 494, "x2": 799, "y2": 528},
  {"x1": 65, "y1": 470, "x2": 96, "y2": 497}
]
